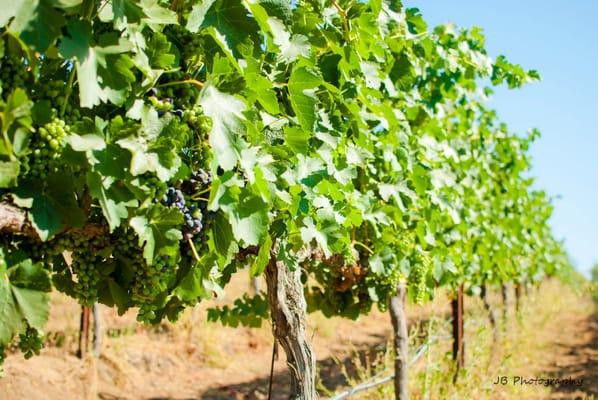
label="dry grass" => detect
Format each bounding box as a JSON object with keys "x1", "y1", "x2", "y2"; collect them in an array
[
  {"x1": 333, "y1": 279, "x2": 596, "y2": 400},
  {"x1": 0, "y1": 276, "x2": 595, "y2": 400}
]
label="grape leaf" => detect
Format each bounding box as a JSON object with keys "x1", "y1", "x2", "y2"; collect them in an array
[
  {"x1": 188, "y1": 0, "x2": 260, "y2": 56},
  {"x1": 87, "y1": 172, "x2": 138, "y2": 232},
  {"x1": 0, "y1": 257, "x2": 51, "y2": 346},
  {"x1": 199, "y1": 85, "x2": 246, "y2": 171},
  {"x1": 300, "y1": 217, "x2": 331, "y2": 257},
  {"x1": 9, "y1": 0, "x2": 66, "y2": 52},
  {"x1": 228, "y1": 192, "x2": 269, "y2": 247},
  {"x1": 186, "y1": 0, "x2": 217, "y2": 31},
  {"x1": 174, "y1": 265, "x2": 206, "y2": 302},
  {"x1": 13, "y1": 176, "x2": 85, "y2": 240},
  {"x1": 99, "y1": 0, "x2": 145, "y2": 24},
  {"x1": 212, "y1": 213, "x2": 235, "y2": 258},
  {"x1": 267, "y1": 17, "x2": 310, "y2": 62},
  {"x1": 59, "y1": 20, "x2": 133, "y2": 108},
  {"x1": 0, "y1": 161, "x2": 20, "y2": 188},
  {"x1": 130, "y1": 204, "x2": 183, "y2": 265},
  {"x1": 251, "y1": 234, "x2": 272, "y2": 276},
  {"x1": 288, "y1": 66, "x2": 322, "y2": 131}
]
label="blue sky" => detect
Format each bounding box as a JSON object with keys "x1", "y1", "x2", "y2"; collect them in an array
[{"x1": 403, "y1": 0, "x2": 598, "y2": 276}]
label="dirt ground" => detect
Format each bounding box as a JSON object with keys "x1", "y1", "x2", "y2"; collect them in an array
[
  {"x1": 543, "y1": 309, "x2": 598, "y2": 399},
  {"x1": 0, "y1": 278, "x2": 595, "y2": 400}
]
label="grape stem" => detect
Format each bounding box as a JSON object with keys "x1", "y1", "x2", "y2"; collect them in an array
[
  {"x1": 353, "y1": 240, "x2": 373, "y2": 255},
  {"x1": 194, "y1": 186, "x2": 212, "y2": 196},
  {"x1": 60, "y1": 66, "x2": 76, "y2": 117},
  {"x1": 157, "y1": 79, "x2": 205, "y2": 90},
  {"x1": 331, "y1": 0, "x2": 351, "y2": 42},
  {"x1": 187, "y1": 238, "x2": 201, "y2": 262}
]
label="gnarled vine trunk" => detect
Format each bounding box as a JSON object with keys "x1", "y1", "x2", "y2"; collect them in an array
[
  {"x1": 389, "y1": 281, "x2": 408, "y2": 400},
  {"x1": 265, "y1": 254, "x2": 317, "y2": 400}
]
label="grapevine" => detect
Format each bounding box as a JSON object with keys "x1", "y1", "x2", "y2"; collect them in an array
[{"x1": 0, "y1": 2, "x2": 574, "y2": 398}]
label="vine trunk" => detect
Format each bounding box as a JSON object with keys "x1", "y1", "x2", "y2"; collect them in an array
[{"x1": 265, "y1": 252, "x2": 317, "y2": 399}]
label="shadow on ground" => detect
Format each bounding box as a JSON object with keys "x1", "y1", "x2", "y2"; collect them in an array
[
  {"x1": 195, "y1": 314, "x2": 441, "y2": 400},
  {"x1": 196, "y1": 332, "x2": 388, "y2": 400},
  {"x1": 119, "y1": 306, "x2": 456, "y2": 400},
  {"x1": 545, "y1": 309, "x2": 598, "y2": 400}
]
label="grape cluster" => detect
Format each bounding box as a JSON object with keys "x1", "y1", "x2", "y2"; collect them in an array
[
  {"x1": 34, "y1": 79, "x2": 65, "y2": 106},
  {"x1": 163, "y1": 83, "x2": 196, "y2": 109},
  {"x1": 18, "y1": 326, "x2": 43, "y2": 360},
  {"x1": 148, "y1": 90, "x2": 174, "y2": 117},
  {"x1": 69, "y1": 231, "x2": 111, "y2": 305},
  {"x1": 163, "y1": 187, "x2": 203, "y2": 239},
  {"x1": 111, "y1": 229, "x2": 172, "y2": 323},
  {"x1": 71, "y1": 251, "x2": 103, "y2": 305},
  {"x1": 27, "y1": 118, "x2": 69, "y2": 178},
  {"x1": 165, "y1": 25, "x2": 204, "y2": 70},
  {"x1": 410, "y1": 253, "x2": 432, "y2": 304},
  {"x1": 184, "y1": 106, "x2": 212, "y2": 134},
  {"x1": 32, "y1": 76, "x2": 83, "y2": 125},
  {"x1": 0, "y1": 56, "x2": 30, "y2": 97},
  {"x1": 132, "y1": 255, "x2": 173, "y2": 323},
  {"x1": 182, "y1": 168, "x2": 212, "y2": 194}
]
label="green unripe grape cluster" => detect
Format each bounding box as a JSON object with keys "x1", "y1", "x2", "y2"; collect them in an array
[
  {"x1": 18, "y1": 326, "x2": 43, "y2": 360},
  {"x1": 130, "y1": 256, "x2": 173, "y2": 323},
  {"x1": 27, "y1": 118, "x2": 69, "y2": 178},
  {"x1": 410, "y1": 253, "x2": 432, "y2": 304},
  {"x1": 184, "y1": 107, "x2": 212, "y2": 162},
  {"x1": 166, "y1": 25, "x2": 204, "y2": 70},
  {"x1": 34, "y1": 80, "x2": 64, "y2": 102},
  {"x1": 184, "y1": 106, "x2": 212, "y2": 133},
  {"x1": 112, "y1": 230, "x2": 171, "y2": 323},
  {"x1": 0, "y1": 56, "x2": 30, "y2": 97},
  {"x1": 71, "y1": 250, "x2": 103, "y2": 306},
  {"x1": 68, "y1": 229, "x2": 111, "y2": 306}
]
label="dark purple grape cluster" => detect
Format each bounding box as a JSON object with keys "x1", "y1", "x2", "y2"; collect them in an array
[
  {"x1": 163, "y1": 187, "x2": 203, "y2": 239},
  {"x1": 192, "y1": 169, "x2": 212, "y2": 185},
  {"x1": 182, "y1": 168, "x2": 212, "y2": 195}
]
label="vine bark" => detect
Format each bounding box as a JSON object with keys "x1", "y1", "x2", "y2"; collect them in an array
[{"x1": 265, "y1": 252, "x2": 317, "y2": 399}]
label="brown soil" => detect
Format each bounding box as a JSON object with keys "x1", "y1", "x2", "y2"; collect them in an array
[
  {"x1": 543, "y1": 309, "x2": 598, "y2": 399},
  {"x1": 0, "y1": 279, "x2": 595, "y2": 400}
]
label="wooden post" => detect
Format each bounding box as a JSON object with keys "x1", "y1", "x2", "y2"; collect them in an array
[
  {"x1": 451, "y1": 284, "x2": 465, "y2": 370},
  {"x1": 77, "y1": 306, "x2": 91, "y2": 358},
  {"x1": 265, "y1": 254, "x2": 317, "y2": 399},
  {"x1": 389, "y1": 280, "x2": 408, "y2": 400}
]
